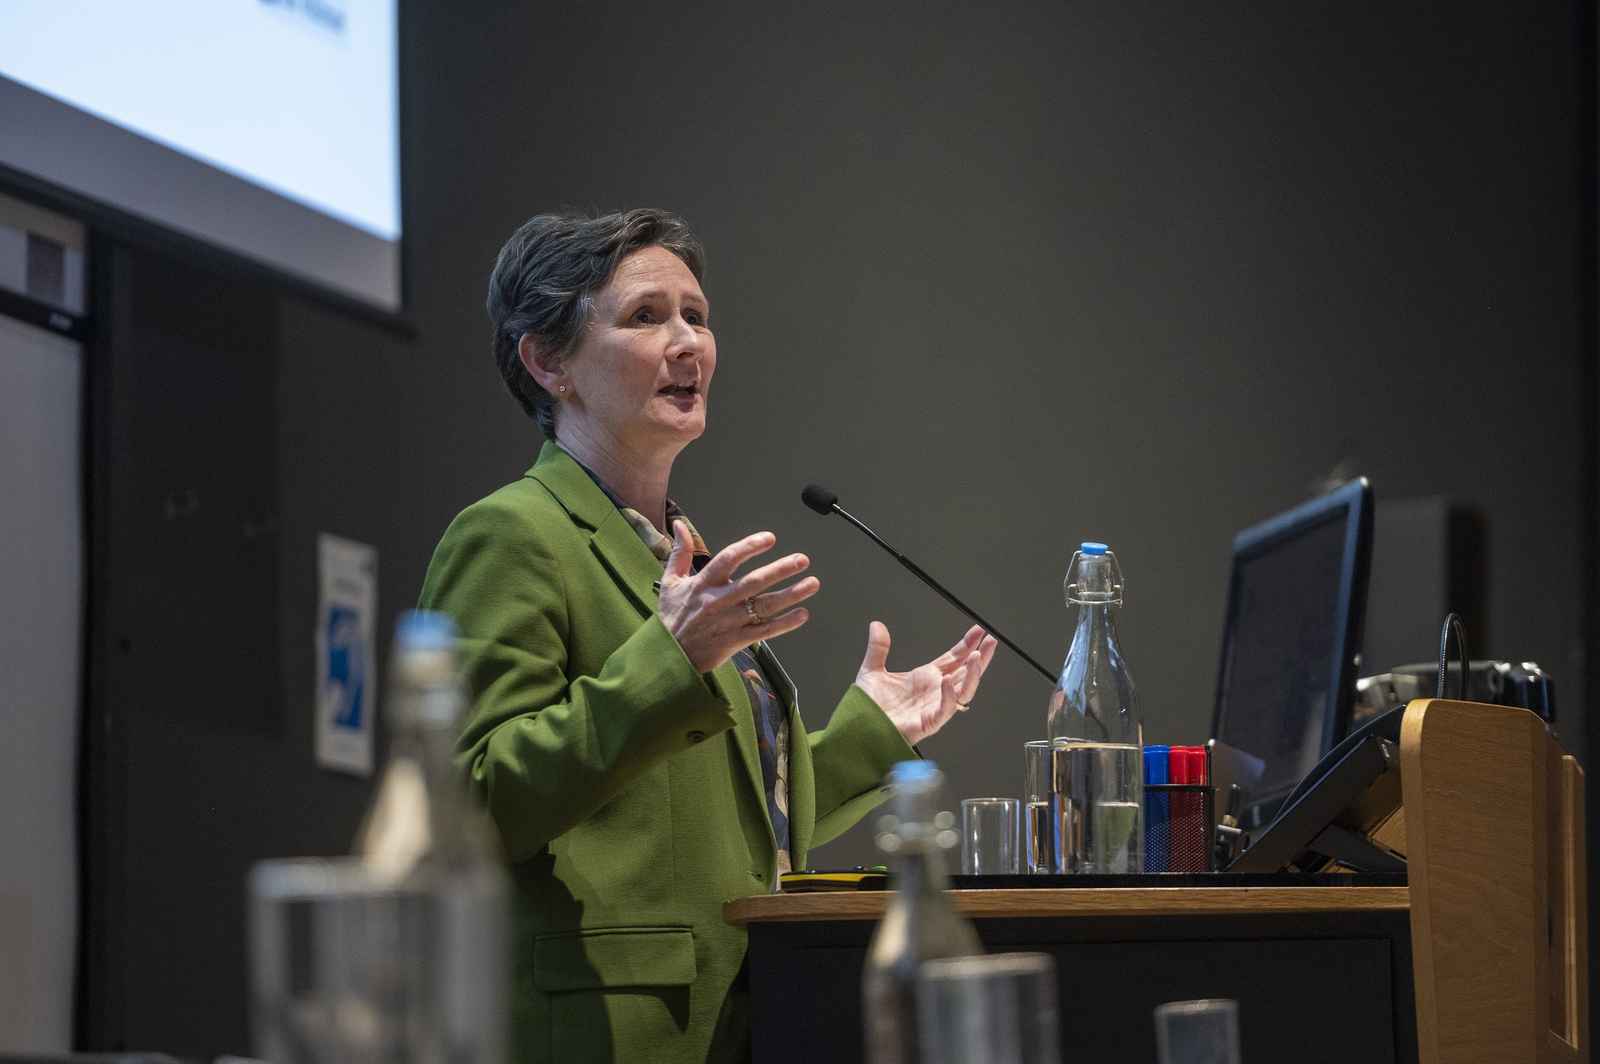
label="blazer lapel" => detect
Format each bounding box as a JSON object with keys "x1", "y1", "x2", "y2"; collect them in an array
[
  {"x1": 527, "y1": 441, "x2": 778, "y2": 858},
  {"x1": 528, "y1": 442, "x2": 656, "y2": 619},
  {"x1": 588, "y1": 509, "x2": 662, "y2": 620},
  {"x1": 754, "y1": 641, "x2": 814, "y2": 867},
  {"x1": 715, "y1": 657, "x2": 778, "y2": 860}
]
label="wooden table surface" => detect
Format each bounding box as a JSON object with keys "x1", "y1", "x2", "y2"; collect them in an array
[{"x1": 724, "y1": 885, "x2": 1410, "y2": 925}]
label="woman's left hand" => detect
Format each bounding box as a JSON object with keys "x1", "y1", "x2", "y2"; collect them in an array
[{"x1": 854, "y1": 622, "x2": 998, "y2": 746}]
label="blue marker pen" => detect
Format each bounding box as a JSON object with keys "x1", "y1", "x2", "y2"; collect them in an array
[{"x1": 1144, "y1": 744, "x2": 1170, "y2": 873}]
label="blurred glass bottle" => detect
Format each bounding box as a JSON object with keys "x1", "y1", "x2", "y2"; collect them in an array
[
  {"x1": 352, "y1": 609, "x2": 510, "y2": 1062},
  {"x1": 863, "y1": 761, "x2": 983, "y2": 1064},
  {"x1": 1045, "y1": 543, "x2": 1144, "y2": 873},
  {"x1": 252, "y1": 610, "x2": 509, "y2": 1063}
]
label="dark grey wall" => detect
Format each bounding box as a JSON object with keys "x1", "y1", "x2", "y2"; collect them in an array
[
  {"x1": 70, "y1": 2, "x2": 1595, "y2": 1056},
  {"x1": 362, "y1": 3, "x2": 1589, "y2": 869}
]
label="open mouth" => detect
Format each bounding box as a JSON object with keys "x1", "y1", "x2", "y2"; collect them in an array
[{"x1": 658, "y1": 383, "x2": 699, "y2": 399}]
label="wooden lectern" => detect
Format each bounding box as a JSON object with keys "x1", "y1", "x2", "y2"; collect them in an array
[
  {"x1": 1401, "y1": 699, "x2": 1587, "y2": 1063},
  {"x1": 725, "y1": 699, "x2": 1588, "y2": 1063}
]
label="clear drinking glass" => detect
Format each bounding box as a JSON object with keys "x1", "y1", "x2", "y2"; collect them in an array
[
  {"x1": 1154, "y1": 998, "x2": 1242, "y2": 1064},
  {"x1": 1023, "y1": 741, "x2": 1055, "y2": 874},
  {"x1": 960, "y1": 798, "x2": 1020, "y2": 875},
  {"x1": 917, "y1": 953, "x2": 1060, "y2": 1064}
]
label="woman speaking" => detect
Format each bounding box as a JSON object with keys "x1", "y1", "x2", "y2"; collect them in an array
[{"x1": 418, "y1": 208, "x2": 997, "y2": 1062}]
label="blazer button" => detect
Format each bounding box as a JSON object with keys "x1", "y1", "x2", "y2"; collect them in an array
[{"x1": 686, "y1": 730, "x2": 707, "y2": 744}]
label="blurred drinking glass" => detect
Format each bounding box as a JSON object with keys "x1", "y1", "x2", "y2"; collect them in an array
[
  {"x1": 917, "y1": 953, "x2": 1059, "y2": 1064},
  {"x1": 1023, "y1": 741, "x2": 1055, "y2": 874},
  {"x1": 1154, "y1": 998, "x2": 1242, "y2": 1064},
  {"x1": 960, "y1": 798, "x2": 1020, "y2": 875},
  {"x1": 251, "y1": 858, "x2": 421, "y2": 1063}
]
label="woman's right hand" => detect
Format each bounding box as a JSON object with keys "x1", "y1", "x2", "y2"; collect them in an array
[{"x1": 659, "y1": 520, "x2": 818, "y2": 673}]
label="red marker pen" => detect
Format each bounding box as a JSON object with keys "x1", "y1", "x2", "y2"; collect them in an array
[{"x1": 1168, "y1": 745, "x2": 1210, "y2": 873}]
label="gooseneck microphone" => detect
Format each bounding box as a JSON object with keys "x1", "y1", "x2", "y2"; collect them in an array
[{"x1": 801, "y1": 483, "x2": 1058, "y2": 686}]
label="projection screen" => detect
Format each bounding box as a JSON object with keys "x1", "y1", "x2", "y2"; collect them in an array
[{"x1": 0, "y1": 0, "x2": 400, "y2": 311}]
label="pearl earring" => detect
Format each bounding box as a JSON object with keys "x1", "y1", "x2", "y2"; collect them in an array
[{"x1": 558, "y1": 385, "x2": 567, "y2": 394}]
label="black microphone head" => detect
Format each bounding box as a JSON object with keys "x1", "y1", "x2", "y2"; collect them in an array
[{"x1": 801, "y1": 483, "x2": 838, "y2": 515}]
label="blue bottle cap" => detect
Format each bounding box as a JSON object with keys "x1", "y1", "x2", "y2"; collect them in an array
[
  {"x1": 889, "y1": 760, "x2": 939, "y2": 783},
  {"x1": 395, "y1": 609, "x2": 457, "y2": 651},
  {"x1": 1080, "y1": 541, "x2": 1109, "y2": 555}
]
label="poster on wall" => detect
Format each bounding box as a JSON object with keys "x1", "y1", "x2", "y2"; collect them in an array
[{"x1": 316, "y1": 532, "x2": 377, "y2": 776}]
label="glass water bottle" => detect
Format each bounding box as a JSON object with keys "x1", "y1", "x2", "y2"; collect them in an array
[
  {"x1": 352, "y1": 609, "x2": 511, "y2": 1063},
  {"x1": 251, "y1": 610, "x2": 511, "y2": 1064},
  {"x1": 863, "y1": 761, "x2": 984, "y2": 1064},
  {"x1": 1045, "y1": 543, "x2": 1144, "y2": 873}
]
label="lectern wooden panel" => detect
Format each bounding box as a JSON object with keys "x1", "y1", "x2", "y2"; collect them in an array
[{"x1": 1401, "y1": 699, "x2": 1588, "y2": 1064}]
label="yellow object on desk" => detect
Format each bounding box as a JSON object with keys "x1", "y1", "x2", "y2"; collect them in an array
[{"x1": 779, "y1": 868, "x2": 889, "y2": 892}]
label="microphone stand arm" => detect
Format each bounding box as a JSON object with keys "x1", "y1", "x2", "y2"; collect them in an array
[{"x1": 831, "y1": 504, "x2": 1059, "y2": 686}]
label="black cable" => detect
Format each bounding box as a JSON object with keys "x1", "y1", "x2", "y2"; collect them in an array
[{"x1": 1436, "y1": 611, "x2": 1470, "y2": 700}]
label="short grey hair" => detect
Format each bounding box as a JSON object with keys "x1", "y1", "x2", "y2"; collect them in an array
[{"x1": 486, "y1": 207, "x2": 706, "y2": 438}]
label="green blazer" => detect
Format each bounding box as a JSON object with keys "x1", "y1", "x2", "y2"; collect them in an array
[{"x1": 417, "y1": 442, "x2": 914, "y2": 1063}]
